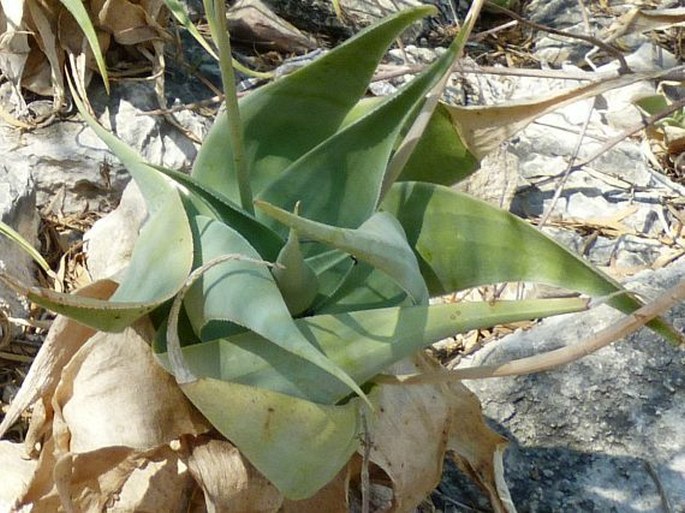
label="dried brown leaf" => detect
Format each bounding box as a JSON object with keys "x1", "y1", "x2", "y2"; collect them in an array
[
  {"x1": 185, "y1": 436, "x2": 284, "y2": 513},
  {"x1": 605, "y1": 7, "x2": 685, "y2": 43},
  {"x1": 51, "y1": 323, "x2": 209, "y2": 453},
  {"x1": 0, "y1": 0, "x2": 31, "y2": 103},
  {"x1": 227, "y1": 0, "x2": 316, "y2": 53},
  {"x1": 0, "y1": 440, "x2": 38, "y2": 511},
  {"x1": 26, "y1": 0, "x2": 65, "y2": 107},
  {"x1": 366, "y1": 354, "x2": 514, "y2": 513},
  {"x1": 95, "y1": 0, "x2": 168, "y2": 46},
  {"x1": 0, "y1": 280, "x2": 117, "y2": 442},
  {"x1": 447, "y1": 71, "x2": 667, "y2": 160}
]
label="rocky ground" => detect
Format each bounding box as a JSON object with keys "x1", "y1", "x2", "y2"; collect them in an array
[{"x1": 1, "y1": 0, "x2": 684, "y2": 511}]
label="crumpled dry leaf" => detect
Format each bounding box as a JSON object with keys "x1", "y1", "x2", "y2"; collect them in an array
[
  {"x1": 0, "y1": 0, "x2": 167, "y2": 113},
  {"x1": 2, "y1": 317, "x2": 211, "y2": 511},
  {"x1": 0, "y1": 0, "x2": 31, "y2": 106},
  {"x1": 363, "y1": 353, "x2": 515, "y2": 513},
  {"x1": 0, "y1": 440, "x2": 38, "y2": 511},
  {"x1": 0, "y1": 279, "x2": 117, "y2": 443},
  {"x1": 95, "y1": 0, "x2": 168, "y2": 46},
  {"x1": 51, "y1": 323, "x2": 209, "y2": 454},
  {"x1": 227, "y1": 0, "x2": 316, "y2": 53},
  {"x1": 184, "y1": 435, "x2": 284, "y2": 513}
]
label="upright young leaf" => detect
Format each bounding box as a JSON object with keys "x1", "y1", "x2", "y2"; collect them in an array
[
  {"x1": 191, "y1": 6, "x2": 435, "y2": 201},
  {"x1": 273, "y1": 223, "x2": 320, "y2": 315},
  {"x1": 257, "y1": 203, "x2": 429, "y2": 305}
]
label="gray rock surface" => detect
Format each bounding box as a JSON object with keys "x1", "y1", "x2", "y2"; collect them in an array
[
  {"x1": 439, "y1": 260, "x2": 685, "y2": 513},
  {"x1": 0, "y1": 77, "x2": 209, "y2": 216},
  {"x1": 0, "y1": 164, "x2": 38, "y2": 321}
]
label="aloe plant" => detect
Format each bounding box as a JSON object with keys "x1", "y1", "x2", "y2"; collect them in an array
[{"x1": 0, "y1": 0, "x2": 678, "y2": 501}]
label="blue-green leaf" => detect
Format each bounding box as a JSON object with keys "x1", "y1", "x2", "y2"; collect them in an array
[
  {"x1": 381, "y1": 181, "x2": 680, "y2": 341},
  {"x1": 156, "y1": 298, "x2": 589, "y2": 403},
  {"x1": 257, "y1": 202, "x2": 428, "y2": 305},
  {"x1": 192, "y1": 6, "x2": 436, "y2": 201},
  {"x1": 183, "y1": 215, "x2": 367, "y2": 399}
]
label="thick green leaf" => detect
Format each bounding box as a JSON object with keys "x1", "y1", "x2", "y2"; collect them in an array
[
  {"x1": 15, "y1": 83, "x2": 195, "y2": 330},
  {"x1": 179, "y1": 378, "x2": 363, "y2": 500},
  {"x1": 0, "y1": 274, "x2": 152, "y2": 332},
  {"x1": 152, "y1": 165, "x2": 283, "y2": 260},
  {"x1": 314, "y1": 262, "x2": 408, "y2": 314},
  {"x1": 258, "y1": 203, "x2": 428, "y2": 305},
  {"x1": 381, "y1": 182, "x2": 679, "y2": 341},
  {"x1": 183, "y1": 215, "x2": 366, "y2": 399},
  {"x1": 256, "y1": 38, "x2": 465, "y2": 233},
  {"x1": 399, "y1": 103, "x2": 479, "y2": 185},
  {"x1": 60, "y1": 0, "x2": 109, "y2": 91},
  {"x1": 156, "y1": 298, "x2": 589, "y2": 404},
  {"x1": 273, "y1": 223, "x2": 320, "y2": 315},
  {"x1": 191, "y1": 6, "x2": 435, "y2": 201}
]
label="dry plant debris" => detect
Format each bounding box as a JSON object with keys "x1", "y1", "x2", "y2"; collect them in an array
[{"x1": 1, "y1": 1, "x2": 685, "y2": 512}]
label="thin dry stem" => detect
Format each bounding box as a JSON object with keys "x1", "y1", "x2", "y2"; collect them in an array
[{"x1": 537, "y1": 96, "x2": 597, "y2": 229}]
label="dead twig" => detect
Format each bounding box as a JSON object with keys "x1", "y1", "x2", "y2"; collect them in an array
[
  {"x1": 484, "y1": 1, "x2": 631, "y2": 74},
  {"x1": 360, "y1": 406, "x2": 371, "y2": 513},
  {"x1": 573, "y1": 95, "x2": 685, "y2": 170},
  {"x1": 644, "y1": 461, "x2": 674, "y2": 513}
]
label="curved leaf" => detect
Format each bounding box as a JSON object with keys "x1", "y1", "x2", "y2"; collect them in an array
[
  {"x1": 153, "y1": 164, "x2": 283, "y2": 260},
  {"x1": 0, "y1": 220, "x2": 51, "y2": 275},
  {"x1": 156, "y1": 298, "x2": 589, "y2": 404},
  {"x1": 192, "y1": 6, "x2": 436, "y2": 201},
  {"x1": 257, "y1": 203, "x2": 428, "y2": 305},
  {"x1": 71, "y1": 86, "x2": 193, "y2": 304},
  {"x1": 183, "y1": 215, "x2": 366, "y2": 399},
  {"x1": 17, "y1": 81, "x2": 196, "y2": 329},
  {"x1": 0, "y1": 274, "x2": 152, "y2": 332},
  {"x1": 381, "y1": 182, "x2": 678, "y2": 340}
]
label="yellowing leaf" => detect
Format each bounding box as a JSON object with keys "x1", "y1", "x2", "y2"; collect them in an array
[{"x1": 179, "y1": 378, "x2": 363, "y2": 500}]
